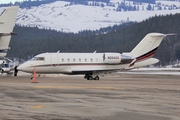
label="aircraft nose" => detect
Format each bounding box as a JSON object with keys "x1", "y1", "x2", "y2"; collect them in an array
[
  {"x1": 17, "y1": 63, "x2": 30, "y2": 72},
  {"x1": 17, "y1": 64, "x2": 24, "y2": 71},
  {"x1": 17, "y1": 62, "x2": 34, "y2": 73}
]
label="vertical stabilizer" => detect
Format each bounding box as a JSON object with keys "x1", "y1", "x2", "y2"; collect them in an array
[
  {"x1": 122, "y1": 33, "x2": 175, "y2": 67},
  {"x1": 122, "y1": 33, "x2": 170, "y2": 68},
  {"x1": 0, "y1": 6, "x2": 19, "y2": 57},
  {"x1": 130, "y1": 33, "x2": 166, "y2": 59}
]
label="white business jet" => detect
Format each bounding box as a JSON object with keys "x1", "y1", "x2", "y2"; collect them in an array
[
  {"x1": 18, "y1": 33, "x2": 170, "y2": 80},
  {"x1": 0, "y1": 6, "x2": 19, "y2": 75}
]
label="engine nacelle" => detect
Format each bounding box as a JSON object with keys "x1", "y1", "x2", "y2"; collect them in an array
[
  {"x1": 103, "y1": 53, "x2": 133, "y2": 65},
  {"x1": 0, "y1": 60, "x2": 5, "y2": 64},
  {"x1": 103, "y1": 53, "x2": 121, "y2": 64}
]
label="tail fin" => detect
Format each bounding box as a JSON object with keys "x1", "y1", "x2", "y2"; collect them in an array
[
  {"x1": 131, "y1": 33, "x2": 176, "y2": 62},
  {"x1": 131, "y1": 33, "x2": 166, "y2": 58},
  {"x1": 0, "y1": 6, "x2": 19, "y2": 57},
  {"x1": 123, "y1": 33, "x2": 175, "y2": 68}
]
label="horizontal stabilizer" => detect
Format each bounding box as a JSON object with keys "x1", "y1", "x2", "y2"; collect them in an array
[
  {"x1": 0, "y1": 32, "x2": 17, "y2": 37},
  {"x1": 150, "y1": 33, "x2": 177, "y2": 37},
  {"x1": 132, "y1": 58, "x2": 159, "y2": 68}
]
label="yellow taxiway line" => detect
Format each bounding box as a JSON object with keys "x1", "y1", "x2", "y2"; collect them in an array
[{"x1": 31, "y1": 105, "x2": 45, "y2": 109}]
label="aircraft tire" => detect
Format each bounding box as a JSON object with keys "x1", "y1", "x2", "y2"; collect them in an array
[
  {"x1": 94, "y1": 76, "x2": 99, "y2": 80},
  {"x1": 87, "y1": 76, "x2": 93, "y2": 80}
]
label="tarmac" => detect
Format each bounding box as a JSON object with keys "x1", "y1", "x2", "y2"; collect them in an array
[{"x1": 0, "y1": 73, "x2": 180, "y2": 120}]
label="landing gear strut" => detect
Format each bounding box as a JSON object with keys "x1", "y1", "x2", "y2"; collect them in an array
[{"x1": 84, "y1": 74, "x2": 100, "y2": 80}]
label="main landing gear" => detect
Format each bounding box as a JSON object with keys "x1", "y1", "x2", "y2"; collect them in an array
[{"x1": 84, "y1": 74, "x2": 100, "y2": 80}]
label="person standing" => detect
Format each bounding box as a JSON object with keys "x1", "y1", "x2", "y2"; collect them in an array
[{"x1": 14, "y1": 65, "x2": 18, "y2": 76}]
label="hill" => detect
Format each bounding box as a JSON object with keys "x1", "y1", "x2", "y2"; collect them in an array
[
  {"x1": 7, "y1": 13, "x2": 180, "y2": 66},
  {"x1": 1, "y1": 0, "x2": 180, "y2": 33}
]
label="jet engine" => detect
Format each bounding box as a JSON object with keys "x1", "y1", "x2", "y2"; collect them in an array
[{"x1": 103, "y1": 53, "x2": 133, "y2": 64}]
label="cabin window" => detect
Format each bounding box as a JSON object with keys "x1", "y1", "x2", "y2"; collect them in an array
[
  {"x1": 85, "y1": 58, "x2": 87, "y2": 62},
  {"x1": 73, "y1": 58, "x2": 75, "y2": 62},
  {"x1": 90, "y1": 58, "x2": 93, "y2": 62},
  {"x1": 96, "y1": 58, "x2": 98, "y2": 62},
  {"x1": 36, "y1": 57, "x2": 44, "y2": 61},
  {"x1": 31, "y1": 57, "x2": 44, "y2": 61},
  {"x1": 79, "y1": 58, "x2": 81, "y2": 62},
  {"x1": 31, "y1": 57, "x2": 36, "y2": 61},
  {"x1": 67, "y1": 58, "x2": 70, "y2": 62},
  {"x1": 62, "y1": 58, "x2": 64, "y2": 62}
]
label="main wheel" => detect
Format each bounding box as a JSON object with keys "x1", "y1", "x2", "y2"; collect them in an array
[
  {"x1": 87, "y1": 76, "x2": 93, "y2": 80},
  {"x1": 94, "y1": 76, "x2": 99, "y2": 80}
]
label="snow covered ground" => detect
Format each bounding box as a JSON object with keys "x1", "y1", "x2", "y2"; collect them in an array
[
  {"x1": 1, "y1": 0, "x2": 180, "y2": 33},
  {"x1": 120, "y1": 67, "x2": 180, "y2": 75}
]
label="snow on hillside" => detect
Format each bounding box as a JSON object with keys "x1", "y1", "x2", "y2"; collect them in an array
[{"x1": 1, "y1": 0, "x2": 180, "y2": 33}]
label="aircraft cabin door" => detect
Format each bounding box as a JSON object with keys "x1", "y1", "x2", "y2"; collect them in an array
[{"x1": 50, "y1": 53, "x2": 59, "y2": 69}]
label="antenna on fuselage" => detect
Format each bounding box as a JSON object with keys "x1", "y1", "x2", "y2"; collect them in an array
[
  {"x1": 57, "y1": 50, "x2": 60, "y2": 53},
  {"x1": 93, "y1": 50, "x2": 97, "y2": 53}
]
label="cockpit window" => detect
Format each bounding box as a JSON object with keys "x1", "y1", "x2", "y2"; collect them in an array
[{"x1": 31, "y1": 57, "x2": 45, "y2": 61}]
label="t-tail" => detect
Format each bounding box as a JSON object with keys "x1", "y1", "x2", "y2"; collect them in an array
[
  {"x1": 0, "y1": 6, "x2": 19, "y2": 57},
  {"x1": 123, "y1": 33, "x2": 175, "y2": 68}
]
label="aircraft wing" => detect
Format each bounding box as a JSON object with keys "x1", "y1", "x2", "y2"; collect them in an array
[{"x1": 72, "y1": 68, "x2": 121, "y2": 76}]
